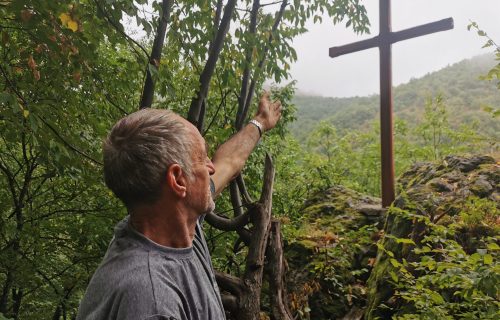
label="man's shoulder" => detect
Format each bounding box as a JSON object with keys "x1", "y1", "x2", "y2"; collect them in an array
[
  {"x1": 77, "y1": 245, "x2": 185, "y2": 320},
  {"x1": 77, "y1": 239, "x2": 151, "y2": 312},
  {"x1": 99, "y1": 237, "x2": 151, "y2": 275}
]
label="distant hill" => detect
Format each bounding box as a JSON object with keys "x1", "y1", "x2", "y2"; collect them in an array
[{"x1": 290, "y1": 54, "x2": 500, "y2": 141}]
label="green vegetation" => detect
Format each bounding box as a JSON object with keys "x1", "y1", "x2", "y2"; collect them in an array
[
  {"x1": 379, "y1": 201, "x2": 498, "y2": 320},
  {"x1": 0, "y1": 1, "x2": 498, "y2": 319},
  {"x1": 290, "y1": 54, "x2": 500, "y2": 141}
]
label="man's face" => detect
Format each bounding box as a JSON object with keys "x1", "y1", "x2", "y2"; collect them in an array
[{"x1": 185, "y1": 125, "x2": 216, "y2": 215}]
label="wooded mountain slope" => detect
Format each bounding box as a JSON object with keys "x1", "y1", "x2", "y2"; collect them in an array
[{"x1": 290, "y1": 54, "x2": 500, "y2": 141}]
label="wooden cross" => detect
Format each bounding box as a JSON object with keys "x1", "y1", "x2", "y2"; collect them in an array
[{"x1": 329, "y1": 0, "x2": 453, "y2": 207}]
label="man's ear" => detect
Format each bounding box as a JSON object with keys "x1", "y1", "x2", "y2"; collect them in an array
[{"x1": 167, "y1": 164, "x2": 187, "y2": 198}]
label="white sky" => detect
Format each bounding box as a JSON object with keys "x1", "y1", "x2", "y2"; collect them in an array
[{"x1": 288, "y1": 0, "x2": 500, "y2": 97}]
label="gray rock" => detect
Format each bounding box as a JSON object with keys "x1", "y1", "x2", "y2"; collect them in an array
[
  {"x1": 444, "y1": 155, "x2": 495, "y2": 173},
  {"x1": 470, "y1": 179, "x2": 493, "y2": 197},
  {"x1": 356, "y1": 204, "x2": 384, "y2": 216},
  {"x1": 428, "y1": 178, "x2": 453, "y2": 192}
]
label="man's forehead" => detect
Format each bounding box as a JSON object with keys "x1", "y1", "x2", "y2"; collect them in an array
[{"x1": 179, "y1": 117, "x2": 207, "y2": 153}]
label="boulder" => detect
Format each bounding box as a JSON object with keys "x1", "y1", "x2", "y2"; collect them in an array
[{"x1": 365, "y1": 155, "x2": 499, "y2": 319}]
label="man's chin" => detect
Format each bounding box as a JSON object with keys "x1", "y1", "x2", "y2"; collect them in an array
[
  {"x1": 201, "y1": 200, "x2": 216, "y2": 215},
  {"x1": 207, "y1": 201, "x2": 216, "y2": 214}
]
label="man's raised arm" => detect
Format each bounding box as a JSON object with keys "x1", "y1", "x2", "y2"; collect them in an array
[{"x1": 211, "y1": 93, "x2": 282, "y2": 197}]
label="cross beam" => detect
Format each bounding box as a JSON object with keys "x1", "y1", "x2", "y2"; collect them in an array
[
  {"x1": 329, "y1": 18, "x2": 454, "y2": 58},
  {"x1": 329, "y1": 0, "x2": 453, "y2": 207}
]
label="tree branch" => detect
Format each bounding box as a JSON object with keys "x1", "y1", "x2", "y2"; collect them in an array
[
  {"x1": 237, "y1": 154, "x2": 274, "y2": 319},
  {"x1": 236, "y1": 174, "x2": 254, "y2": 204},
  {"x1": 204, "y1": 210, "x2": 250, "y2": 231},
  {"x1": 243, "y1": 0, "x2": 288, "y2": 121},
  {"x1": 139, "y1": 0, "x2": 172, "y2": 109},
  {"x1": 235, "y1": 0, "x2": 260, "y2": 130},
  {"x1": 265, "y1": 220, "x2": 293, "y2": 320},
  {"x1": 187, "y1": 0, "x2": 238, "y2": 127},
  {"x1": 229, "y1": 180, "x2": 244, "y2": 217},
  {"x1": 93, "y1": 0, "x2": 149, "y2": 59},
  {"x1": 203, "y1": 89, "x2": 228, "y2": 136},
  {"x1": 0, "y1": 65, "x2": 102, "y2": 165},
  {"x1": 215, "y1": 270, "x2": 244, "y2": 296}
]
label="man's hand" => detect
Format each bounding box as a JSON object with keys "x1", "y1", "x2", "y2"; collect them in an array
[{"x1": 253, "y1": 92, "x2": 282, "y2": 132}]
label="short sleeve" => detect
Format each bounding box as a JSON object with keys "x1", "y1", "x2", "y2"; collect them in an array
[{"x1": 143, "y1": 315, "x2": 178, "y2": 320}]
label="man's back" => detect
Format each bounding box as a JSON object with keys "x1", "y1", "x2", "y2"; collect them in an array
[{"x1": 77, "y1": 217, "x2": 225, "y2": 320}]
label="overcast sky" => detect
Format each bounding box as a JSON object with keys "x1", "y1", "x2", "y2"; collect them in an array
[{"x1": 288, "y1": 0, "x2": 500, "y2": 97}]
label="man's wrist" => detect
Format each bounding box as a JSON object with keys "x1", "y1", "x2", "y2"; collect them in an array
[
  {"x1": 249, "y1": 119, "x2": 263, "y2": 137},
  {"x1": 252, "y1": 115, "x2": 268, "y2": 132}
]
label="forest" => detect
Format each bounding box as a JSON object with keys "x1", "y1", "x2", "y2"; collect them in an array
[{"x1": 0, "y1": 1, "x2": 498, "y2": 319}]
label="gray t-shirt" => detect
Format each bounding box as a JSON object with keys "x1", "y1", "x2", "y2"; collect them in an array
[{"x1": 76, "y1": 216, "x2": 226, "y2": 320}]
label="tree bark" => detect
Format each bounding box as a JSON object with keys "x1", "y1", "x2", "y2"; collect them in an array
[
  {"x1": 265, "y1": 220, "x2": 293, "y2": 320},
  {"x1": 204, "y1": 210, "x2": 250, "y2": 231},
  {"x1": 235, "y1": 0, "x2": 260, "y2": 130},
  {"x1": 243, "y1": 0, "x2": 288, "y2": 119},
  {"x1": 187, "y1": 0, "x2": 238, "y2": 126},
  {"x1": 237, "y1": 154, "x2": 274, "y2": 320},
  {"x1": 139, "y1": 0, "x2": 172, "y2": 109},
  {"x1": 12, "y1": 288, "x2": 22, "y2": 320},
  {"x1": 0, "y1": 270, "x2": 13, "y2": 314}
]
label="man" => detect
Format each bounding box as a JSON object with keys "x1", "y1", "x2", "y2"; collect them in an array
[{"x1": 77, "y1": 93, "x2": 282, "y2": 320}]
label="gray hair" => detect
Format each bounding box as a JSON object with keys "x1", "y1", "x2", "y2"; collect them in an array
[{"x1": 103, "y1": 109, "x2": 192, "y2": 208}]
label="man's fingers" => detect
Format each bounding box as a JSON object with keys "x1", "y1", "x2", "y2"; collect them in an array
[
  {"x1": 261, "y1": 91, "x2": 270, "y2": 101},
  {"x1": 273, "y1": 101, "x2": 282, "y2": 111}
]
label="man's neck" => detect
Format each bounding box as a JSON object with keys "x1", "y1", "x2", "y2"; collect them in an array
[{"x1": 128, "y1": 201, "x2": 198, "y2": 248}]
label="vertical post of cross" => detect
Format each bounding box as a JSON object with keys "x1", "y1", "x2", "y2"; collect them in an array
[{"x1": 379, "y1": 0, "x2": 395, "y2": 207}]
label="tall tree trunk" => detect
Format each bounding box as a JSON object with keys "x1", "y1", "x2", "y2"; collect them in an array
[
  {"x1": 187, "y1": 0, "x2": 238, "y2": 127},
  {"x1": 0, "y1": 270, "x2": 13, "y2": 314},
  {"x1": 52, "y1": 305, "x2": 62, "y2": 320},
  {"x1": 139, "y1": 0, "x2": 172, "y2": 109},
  {"x1": 12, "y1": 288, "x2": 22, "y2": 320}
]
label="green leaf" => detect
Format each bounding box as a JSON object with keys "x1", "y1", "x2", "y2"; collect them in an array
[
  {"x1": 487, "y1": 243, "x2": 500, "y2": 251},
  {"x1": 390, "y1": 258, "x2": 400, "y2": 268},
  {"x1": 396, "y1": 238, "x2": 416, "y2": 245},
  {"x1": 470, "y1": 253, "x2": 482, "y2": 264},
  {"x1": 389, "y1": 270, "x2": 399, "y2": 283},
  {"x1": 429, "y1": 291, "x2": 445, "y2": 304},
  {"x1": 483, "y1": 254, "x2": 493, "y2": 265}
]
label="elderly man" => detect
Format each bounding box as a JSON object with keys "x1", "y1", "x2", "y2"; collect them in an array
[{"x1": 77, "y1": 93, "x2": 282, "y2": 320}]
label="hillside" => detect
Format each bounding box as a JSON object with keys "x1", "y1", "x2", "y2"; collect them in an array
[{"x1": 290, "y1": 54, "x2": 500, "y2": 141}]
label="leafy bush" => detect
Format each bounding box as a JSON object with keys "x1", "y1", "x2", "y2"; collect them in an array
[{"x1": 378, "y1": 203, "x2": 499, "y2": 319}]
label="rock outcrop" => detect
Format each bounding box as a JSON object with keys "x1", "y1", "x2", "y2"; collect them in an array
[
  {"x1": 365, "y1": 155, "x2": 499, "y2": 319},
  {"x1": 285, "y1": 155, "x2": 498, "y2": 320}
]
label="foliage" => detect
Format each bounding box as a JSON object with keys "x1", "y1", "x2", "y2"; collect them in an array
[
  {"x1": 376, "y1": 202, "x2": 500, "y2": 320},
  {"x1": 468, "y1": 21, "x2": 500, "y2": 90},
  {"x1": 0, "y1": 1, "x2": 140, "y2": 318},
  {"x1": 308, "y1": 224, "x2": 376, "y2": 313},
  {"x1": 459, "y1": 196, "x2": 499, "y2": 228}
]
